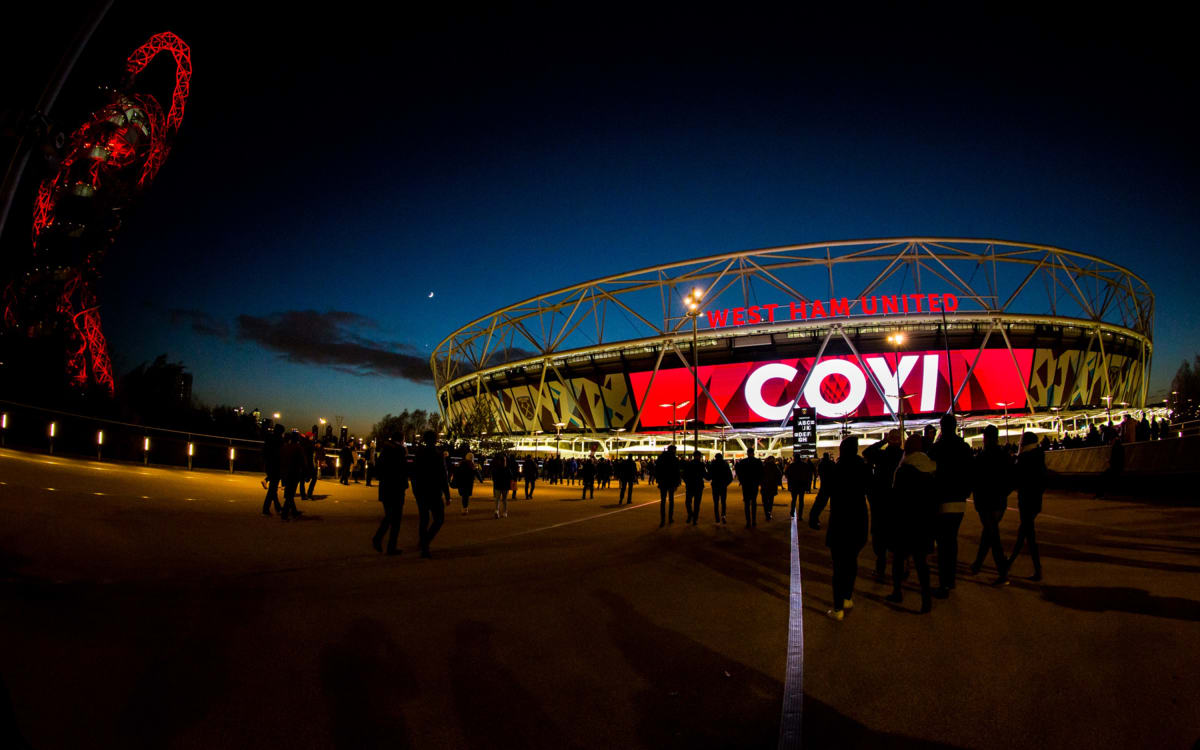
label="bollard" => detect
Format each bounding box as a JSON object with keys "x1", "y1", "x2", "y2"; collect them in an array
[
  {"x1": 1, "y1": 412, "x2": 7, "y2": 446},
  {"x1": 143, "y1": 436, "x2": 150, "y2": 465},
  {"x1": 187, "y1": 441, "x2": 194, "y2": 471},
  {"x1": 97, "y1": 429, "x2": 104, "y2": 460},
  {"x1": 229, "y1": 446, "x2": 236, "y2": 473},
  {"x1": 49, "y1": 421, "x2": 56, "y2": 454}
]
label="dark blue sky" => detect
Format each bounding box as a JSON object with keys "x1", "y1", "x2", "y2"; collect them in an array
[{"x1": 7, "y1": 4, "x2": 1197, "y2": 430}]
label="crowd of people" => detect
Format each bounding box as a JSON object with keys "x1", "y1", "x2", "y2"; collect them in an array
[{"x1": 263, "y1": 416, "x2": 1055, "y2": 614}]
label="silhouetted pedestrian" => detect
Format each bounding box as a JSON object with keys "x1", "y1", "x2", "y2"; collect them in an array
[
  {"x1": 808, "y1": 452, "x2": 834, "y2": 528},
  {"x1": 339, "y1": 444, "x2": 351, "y2": 485},
  {"x1": 372, "y1": 439, "x2": 408, "y2": 554},
  {"x1": 817, "y1": 436, "x2": 870, "y2": 621},
  {"x1": 709, "y1": 453, "x2": 732, "y2": 523},
  {"x1": 1096, "y1": 437, "x2": 1124, "y2": 498},
  {"x1": 682, "y1": 451, "x2": 708, "y2": 524},
  {"x1": 656, "y1": 445, "x2": 681, "y2": 526},
  {"x1": 736, "y1": 447, "x2": 764, "y2": 528},
  {"x1": 492, "y1": 453, "x2": 511, "y2": 518},
  {"x1": 970, "y1": 425, "x2": 1012, "y2": 584},
  {"x1": 581, "y1": 457, "x2": 595, "y2": 499},
  {"x1": 887, "y1": 434, "x2": 936, "y2": 613},
  {"x1": 412, "y1": 431, "x2": 451, "y2": 558},
  {"x1": 864, "y1": 429, "x2": 903, "y2": 579},
  {"x1": 524, "y1": 454, "x2": 537, "y2": 498},
  {"x1": 929, "y1": 413, "x2": 972, "y2": 599},
  {"x1": 785, "y1": 455, "x2": 814, "y2": 519},
  {"x1": 618, "y1": 456, "x2": 637, "y2": 504},
  {"x1": 261, "y1": 423, "x2": 284, "y2": 516},
  {"x1": 453, "y1": 453, "x2": 482, "y2": 513},
  {"x1": 1007, "y1": 431, "x2": 1045, "y2": 581},
  {"x1": 279, "y1": 432, "x2": 306, "y2": 521},
  {"x1": 761, "y1": 456, "x2": 782, "y2": 521}
]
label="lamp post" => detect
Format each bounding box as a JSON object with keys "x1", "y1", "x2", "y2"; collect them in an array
[
  {"x1": 659, "y1": 400, "x2": 691, "y2": 447},
  {"x1": 612, "y1": 427, "x2": 626, "y2": 458},
  {"x1": 995, "y1": 401, "x2": 1017, "y2": 445},
  {"x1": 716, "y1": 424, "x2": 730, "y2": 454},
  {"x1": 1050, "y1": 406, "x2": 1062, "y2": 439},
  {"x1": 1101, "y1": 395, "x2": 1113, "y2": 428},
  {"x1": 886, "y1": 332, "x2": 907, "y2": 433},
  {"x1": 554, "y1": 422, "x2": 566, "y2": 457},
  {"x1": 684, "y1": 288, "x2": 704, "y2": 454}
]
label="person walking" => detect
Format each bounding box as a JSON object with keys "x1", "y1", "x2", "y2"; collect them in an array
[
  {"x1": 970, "y1": 425, "x2": 1012, "y2": 584},
  {"x1": 303, "y1": 428, "x2": 319, "y2": 499},
  {"x1": 808, "y1": 452, "x2": 835, "y2": 529},
  {"x1": 682, "y1": 450, "x2": 708, "y2": 525},
  {"x1": 492, "y1": 453, "x2": 511, "y2": 518},
  {"x1": 298, "y1": 431, "x2": 315, "y2": 500},
  {"x1": 261, "y1": 423, "x2": 284, "y2": 516},
  {"x1": 1007, "y1": 431, "x2": 1046, "y2": 581},
  {"x1": 278, "y1": 432, "x2": 306, "y2": 521},
  {"x1": 372, "y1": 438, "x2": 408, "y2": 554},
  {"x1": 761, "y1": 456, "x2": 782, "y2": 521},
  {"x1": 617, "y1": 455, "x2": 637, "y2": 504},
  {"x1": 524, "y1": 454, "x2": 537, "y2": 499},
  {"x1": 709, "y1": 453, "x2": 732, "y2": 523},
  {"x1": 785, "y1": 455, "x2": 814, "y2": 520},
  {"x1": 736, "y1": 447, "x2": 764, "y2": 528},
  {"x1": 887, "y1": 433, "x2": 937, "y2": 613},
  {"x1": 929, "y1": 413, "x2": 973, "y2": 599},
  {"x1": 453, "y1": 453, "x2": 482, "y2": 514},
  {"x1": 580, "y1": 457, "x2": 596, "y2": 499},
  {"x1": 655, "y1": 445, "x2": 681, "y2": 527},
  {"x1": 338, "y1": 443, "x2": 352, "y2": 485},
  {"x1": 411, "y1": 431, "x2": 451, "y2": 558},
  {"x1": 864, "y1": 429, "x2": 903, "y2": 580},
  {"x1": 815, "y1": 436, "x2": 870, "y2": 621}
]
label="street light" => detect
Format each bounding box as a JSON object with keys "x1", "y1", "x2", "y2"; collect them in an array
[
  {"x1": 683, "y1": 287, "x2": 704, "y2": 453},
  {"x1": 554, "y1": 422, "x2": 566, "y2": 457},
  {"x1": 659, "y1": 400, "x2": 691, "y2": 446},
  {"x1": 886, "y1": 332, "x2": 907, "y2": 431},
  {"x1": 1101, "y1": 395, "x2": 1113, "y2": 427},
  {"x1": 995, "y1": 401, "x2": 1017, "y2": 444}
]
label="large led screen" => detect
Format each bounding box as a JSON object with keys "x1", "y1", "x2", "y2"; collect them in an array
[{"x1": 629, "y1": 348, "x2": 1033, "y2": 426}]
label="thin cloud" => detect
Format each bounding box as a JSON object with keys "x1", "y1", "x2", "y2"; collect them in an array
[{"x1": 169, "y1": 308, "x2": 230, "y2": 338}]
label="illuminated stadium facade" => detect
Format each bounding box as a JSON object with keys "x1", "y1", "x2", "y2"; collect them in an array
[{"x1": 431, "y1": 239, "x2": 1154, "y2": 456}]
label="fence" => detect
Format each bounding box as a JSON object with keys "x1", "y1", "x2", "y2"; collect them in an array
[{"x1": 0, "y1": 399, "x2": 264, "y2": 473}]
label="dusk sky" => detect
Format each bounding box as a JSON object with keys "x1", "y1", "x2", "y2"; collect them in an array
[{"x1": 5, "y1": 4, "x2": 1196, "y2": 431}]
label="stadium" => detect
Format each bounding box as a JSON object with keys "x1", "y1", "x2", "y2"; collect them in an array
[{"x1": 431, "y1": 238, "x2": 1156, "y2": 457}]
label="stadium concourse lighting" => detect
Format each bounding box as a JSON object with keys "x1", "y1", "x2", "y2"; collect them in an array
[
  {"x1": 684, "y1": 288, "x2": 704, "y2": 452},
  {"x1": 659, "y1": 400, "x2": 691, "y2": 446}
]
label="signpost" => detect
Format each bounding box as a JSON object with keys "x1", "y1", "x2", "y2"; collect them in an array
[{"x1": 791, "y1": 407, "x2": 816, "y2": 458}]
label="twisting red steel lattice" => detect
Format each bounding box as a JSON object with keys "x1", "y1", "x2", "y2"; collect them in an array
[{"x1": 17, "y1": 31, "x2": 191, "y2": 394}]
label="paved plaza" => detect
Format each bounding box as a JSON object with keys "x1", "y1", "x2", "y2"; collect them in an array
[{"x1": 1, "y1": 447, "x2": 1198, "y2": 748}]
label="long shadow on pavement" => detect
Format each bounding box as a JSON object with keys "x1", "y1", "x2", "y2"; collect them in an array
[
  {"x1": 1038, "y1": 585, "x2": 1200, "y2": 622},
  {"x1": 449, "y1": 620, "x2": 579, "y2": 750},
  {"x1": 320, "y1": 618, "x2": 416, "y2": 749},
  {"x1": 1034, "y1": 541, "x2": 1200, "y2": 574}
]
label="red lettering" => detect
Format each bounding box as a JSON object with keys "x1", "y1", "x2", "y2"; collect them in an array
[
  {"x1": 882, "y1": 295, "x2": 899, "y2": 314},
  {"x1": 943, "y1": 293, "x2": 959, "y2": 312},
  {"x1": 829, "y1": 297, "x2": 850, "y2": 317},
  {"x1": 910, "y1": 294, "x2": 923, "y2": 312},
  {"x1": 928, "y1": 293, "x2": 941, "y2": 312},
  {"x1": 748, "y1": 305, "x2": 762, "y2": 324},
  {"x1": 860, "y1": 296, "x2": 878, "y2": 315},
  {"x1": 762, "y1": 303, "x2": 779, "y2": 322},
  {"x1": 811, "y1": 300, "x2": 827, "y2": 318},
  {"x1": 732, "y1": 307, "x2": 747, "y2": 326},
  {"x1": 902, "y1": 295, "x2": 908, "y2": 313},
  {"x1": 706, "y1": 309, "x2": 729, "y2": 328},
  {"x1": 790, "y1": 301, "x2": 806, "y2": 320}
]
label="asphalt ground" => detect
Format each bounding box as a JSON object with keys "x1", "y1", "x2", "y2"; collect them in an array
[{"x1": 1, "y1": 447, "x2": 1198, "y2": 749}]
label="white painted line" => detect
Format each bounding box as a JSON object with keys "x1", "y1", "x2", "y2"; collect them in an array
[{"x1": 777, "y1": 514, "x2": 804, "y2": 749}]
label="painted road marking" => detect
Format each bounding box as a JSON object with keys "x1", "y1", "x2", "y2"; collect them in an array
[{"x1": 777, "y1": 513, "x2": 804, "y2": 749}]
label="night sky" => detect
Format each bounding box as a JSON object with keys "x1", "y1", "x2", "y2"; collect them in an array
[{"x1": 4, "y1": 3, "x2": 1196, "y2": 431}]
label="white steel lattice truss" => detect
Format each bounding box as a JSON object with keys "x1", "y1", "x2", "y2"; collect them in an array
[{"x1": 432, "y1": 238, "x2": 1154, "y2": 441}]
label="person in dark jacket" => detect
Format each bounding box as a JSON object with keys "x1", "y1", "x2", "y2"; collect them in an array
[
  {"x1": 709, "y1": 454, "x2": 732, "y2": 523},
  {"x1": 929, "y1": 413, "x2": 973, "y2": 599},
  {"x1": 655, "y1": 445, "x2": 681, "y2": 526},
  {"x1": 736, "y1": 447, "x2": 764, "y2": 528},
  {"x1": 492, "y1": 453, "x2": 511, "y2": 518},
  {"x1": 617, "y1": 456, "x2": 637, "y2": 504},
  {"x1": 760, "y1": 456, "x2": 782, "y2": 521},
  {"x1": 580, "y1": 457, "x2": 596, "y2": 499},
  {"x1": 970, "y1": 425, "x2": 1012, "y2": 584},
  {"x1": 524, "y1": 454, "x2": 537, "y2": 499},
  {"x1": 1007, "y1": 431, "x2": 1046, "y2": 581},
  {"x1": 338, "y1": 444, "x2": 352, "y2": 485},
  {"x1": 785, "y1": 455, "x2": 814, "y2": 520},
  {"x1": 298, "y1": 432, "x2": 315, "y2": 500},
  {"x1": 886, "y1": 433, "x2": 936, "y2": 613},
  {"x1": 808, "y1": 453, "x2": 835, "y2": 529},
  {"x1": 278, "y1": 431, "x2": 307, "y2": 521},
  {"x1": 682, "y1": 451, "x2": 708, "y2": 525},
  {"x1": 372, "y1": 439, "x2": 408, "y2": 554},
  {"x1": 816, "y1": 436, "x2": 870, "y2": 621},
  {"x1": 454, "y1": 453, "x2": 483, "y2": 513},
  {"x1": 411, "y1": 431, "x2": 451, "y2": 558},
  {"x1": 863, "y1": 429, "x2": 903, "y2": 579},
  {"x1": 261, "y1": 423, "x2": 284, "y2": 516}
]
